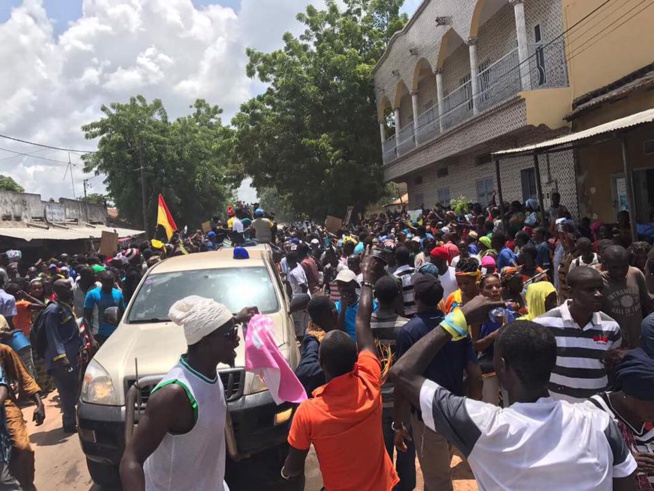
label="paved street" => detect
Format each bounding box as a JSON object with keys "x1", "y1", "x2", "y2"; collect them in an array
[{"x1": 24, "y1": 391, "x2": 478, "y2": 490}]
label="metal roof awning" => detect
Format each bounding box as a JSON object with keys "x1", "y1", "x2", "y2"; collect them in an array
[
  {"x1": 492, "y1": 107, "x2": 654, "y2": 157},
  {"x1": 0, "y1": 226, "x2": 145, "y2": 242}
]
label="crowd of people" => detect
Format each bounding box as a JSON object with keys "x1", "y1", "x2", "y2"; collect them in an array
[{"x1": 0, "y1": 191, "x2": 652, "y2": 490}]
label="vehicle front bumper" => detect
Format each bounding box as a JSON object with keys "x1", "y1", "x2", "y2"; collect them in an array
[{"x1": 77, "y1": 390, "x2": 297, "y2": 466}]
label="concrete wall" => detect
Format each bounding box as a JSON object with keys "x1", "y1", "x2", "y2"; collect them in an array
[
  {"x1": 0, "y1": 192, "x2": 43, "y2": 221},
  {"x1": 0, "y1": 192, "x2": 107, "y2": 225},
  {"x1": 563, "y1": 0, "x2": 654, "y2": 100},
  {"x1": 375, "y1": 0, "x2": 566, "y2": 117},
  {"x1": 404, "y1": 124, "x2": 578, "y2": 219},
  {"x1": 59, "y1": 198, "x2": 107, "y2": 224}
]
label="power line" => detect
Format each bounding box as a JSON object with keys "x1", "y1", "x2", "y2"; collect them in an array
[
  {"x1": 0, "y1": 133, "x2": 97, "y2": 154},
  {"x1": 0, "y1": 145, "x2": 82, "y2": 167},
  {"x1": 565, "y1": 0, "x2": 654, "y2": 63},
  {"x1": 422, "y1": 0, "x2": 616, "y2": 125},
  {"x1": 0, "y1": 148, "x2": 48, "y2": 162}
]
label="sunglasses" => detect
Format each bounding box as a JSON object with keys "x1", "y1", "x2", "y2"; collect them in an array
[{"x1": 218, "y1": 323, "x2": 239, "y2": 340}]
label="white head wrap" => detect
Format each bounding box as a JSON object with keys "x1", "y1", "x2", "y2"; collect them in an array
[{"x1": 168, "y1": 296, "x2": 233, "y2": 345}]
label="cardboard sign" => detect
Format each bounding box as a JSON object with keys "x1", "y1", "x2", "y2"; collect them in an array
[
  {"x1": 99, "y1": 231, "x2": 119, "y2": 257},
  {"x1": 408, "y1": 209, "x2": 422, "y2": 223},
  {"x1": 324, "y1": 216, "x2": 343, "y2": 234},
  {"x1": 344, "y1": 206, "x2": 354, "y2": 226},
  {"x1": 201, "y1": 221, "x2": 212, "y2": 233}
]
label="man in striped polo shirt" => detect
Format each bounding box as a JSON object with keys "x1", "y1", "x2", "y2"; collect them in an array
[
  {"x1": 393, "y1": 246, "x2": 417, "y2": 317},
  {"x1": 534, "y1": 267, "x2": 622, "y2": 402}
]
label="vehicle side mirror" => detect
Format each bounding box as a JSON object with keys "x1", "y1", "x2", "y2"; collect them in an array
[
  {"x1": 104, "y1": 307, "x2": 121, "y2": 327},
  {"x1": 289, "y1": 294, "x2": 310, "y2": 314}
]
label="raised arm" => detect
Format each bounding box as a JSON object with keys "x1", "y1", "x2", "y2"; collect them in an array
[
  {"x1": 355, "y1": 252, "x2": 378, "y2": 354},
  {"x1": 391, "y1": 296, "x2": 503, "y2": 408}
]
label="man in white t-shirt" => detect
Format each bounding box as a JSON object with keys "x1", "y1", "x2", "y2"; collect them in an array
[
  {"x1": 287, "y1": 250, "x2": 309, "y2": 339},
  {"x1": 390, "y1": 296, "x2": 637, "y2": 491}
]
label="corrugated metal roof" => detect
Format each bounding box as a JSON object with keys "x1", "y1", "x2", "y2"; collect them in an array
[
  {"x1": 492, "y1": 107, "x2": 654, "y2": 157},
  {"x1": 0, "y1": 226, "x2": 145, "y2": 242}
]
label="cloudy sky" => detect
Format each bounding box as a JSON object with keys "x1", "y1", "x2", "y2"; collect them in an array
[{"x1": 0, "y1": 0, "x2": 420, "y2": 203}]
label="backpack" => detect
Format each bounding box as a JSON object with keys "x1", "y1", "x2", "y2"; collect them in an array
[{"x1": 30, "y1": 308, "x2": 48, "y2": 360}]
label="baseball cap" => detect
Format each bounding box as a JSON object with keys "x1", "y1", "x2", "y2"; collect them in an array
[
  {"x1": 412, "y1": 274, "x2": 443, "y2": 302},
  {"x1": 430, "y1": 246, "x2": 449, "y2": 260},
  {"x1": 411, "y1": 236, "x2": 421, "y2": 243},
  {"x1": 255, "y1": 208, "x2": 264, "y2": 217},
  {"x1": 310, "y1": 238, "x2": 320, "y2": 245},
  {"x1": 468, "y1": 231, "x2": 479, "y2": 240},
  {"x1": 207, "y1": 231, "x2": 216, "y2": 238},
  {"x1": 335, "y1": 269, "x2": 357, "y2": 284}
]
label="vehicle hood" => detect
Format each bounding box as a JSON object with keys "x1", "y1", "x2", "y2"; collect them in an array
[{"x1": 92, "y1": 311, "x2": 291, "y2": 405}]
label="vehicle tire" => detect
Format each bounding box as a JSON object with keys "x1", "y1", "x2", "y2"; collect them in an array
[{"x1": 86, "y1": 458, "x2": 122, "y2": 490}]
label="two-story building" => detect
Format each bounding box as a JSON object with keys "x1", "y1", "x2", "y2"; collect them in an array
[{"x1": 374, "y1": 0, "x2": 577, "y2": 216}]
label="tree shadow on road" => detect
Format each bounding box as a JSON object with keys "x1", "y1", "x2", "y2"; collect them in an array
[{"x1": 30, "y1": 426, "x2": 74, "y2": 447}]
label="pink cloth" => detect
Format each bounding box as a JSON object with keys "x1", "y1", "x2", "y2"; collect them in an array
[{"x1": 245, "y1": 314, "x2": 307, "y2": 405}]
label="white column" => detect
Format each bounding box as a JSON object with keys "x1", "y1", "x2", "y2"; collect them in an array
[
  {"x1": 435, "y1": 68, "x2": 444, "y2": 133},
  {"x1": 468, "y1": 37, "x2": 480, "y2": 115},
  {"x1": 379, "y1": 121, "x2": 386, "y2": 145},
  {"x1": 511, "y1": 0, "x2": 532, "y2": 91},
  {"x1": 394, "y1": 108, "x2": 401, "y2": 142},
  {"x1": 411, "y1": 91, "x2": 420, "y2": 146}
]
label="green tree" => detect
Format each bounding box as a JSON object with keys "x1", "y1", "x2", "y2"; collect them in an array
[
  {"x1": 231, "y1": 0, "x2": 407, "y2": 219},
  {"x1": 80, "y1": 193, "x2": 108, "y2": 206},
  {"x1": 0, "y1": 175, "x2": 24, "y2": 193},
  {"x1": 81, "y1": 96, "x2": 234, "y2": 235}
]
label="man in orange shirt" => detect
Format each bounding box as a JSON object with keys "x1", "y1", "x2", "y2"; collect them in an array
[{"x1": 282, "y1": 250, "x2": 399, "y2": 491}]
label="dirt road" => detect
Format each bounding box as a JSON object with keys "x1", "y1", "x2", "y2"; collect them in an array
[{"x1": 24, "y1": 392, "x2": 477, "y2": 490}]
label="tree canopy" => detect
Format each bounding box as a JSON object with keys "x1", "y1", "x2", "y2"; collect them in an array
[
  {"x1": 230, "y1": 0, "x2": 407, "y2": 219},
  {"x1": 80, "y1": 193, "x2": 108, "y2": 206},
  {"x1": 81, "y1": 96, "x2": 234, "y2": 235},
  {"x1": 0, "y1": 175, "x2": 24, "y2": 193}
]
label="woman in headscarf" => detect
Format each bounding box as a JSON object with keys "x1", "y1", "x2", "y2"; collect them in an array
[
  {"x1": 443, "y1": 257, "x2": 480, "y2": 314},
  {"x1": 478, "y1": 236, "x2": 497, "y2": 259},
  {"x1": 520, "y1": 281, "x2": 557, "y2": 321},
  {"x1": 470, "y1": 273, "x2": 507, "y2": 406},
  {"x1": 592, "y1": 348, "x2": 654, "y2": 489}
]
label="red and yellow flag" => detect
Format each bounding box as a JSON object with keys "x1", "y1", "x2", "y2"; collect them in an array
[{"x1": 157, "y1": 194, "x2": 178, "y2": 240}]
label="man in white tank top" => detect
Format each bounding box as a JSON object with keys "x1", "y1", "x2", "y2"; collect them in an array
[{"x1": 120, "y1": 296, "x2": 256, "y2": 491}]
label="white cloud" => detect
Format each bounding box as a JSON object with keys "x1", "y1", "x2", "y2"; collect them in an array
[{"x1": 0, "y1": 0, "x2": 325, "y2": 201}]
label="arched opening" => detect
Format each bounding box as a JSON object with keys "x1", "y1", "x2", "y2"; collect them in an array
[
  {"x1": 470, "y1": 0, "x2": 508, "y2": 39},
  {"x1": 378, "y1": 95, "x2": 393, "y2": 135},
  {"x1": 437, "y1": 28, "x2": 470, "y2": 129},
  {"x1": 393, "y1": 79, "x2": 414, "y2": 155},
  {"x1": 412, "y1": 57, "x2": 438, "y2": 143},
  {"x1": 411, "y1": 58, "x2": 437, "y2": 111}
]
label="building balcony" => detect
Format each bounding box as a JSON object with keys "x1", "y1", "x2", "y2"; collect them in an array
[{"x1": 381, "y1": 41, "x2": 569, "y2": 165}]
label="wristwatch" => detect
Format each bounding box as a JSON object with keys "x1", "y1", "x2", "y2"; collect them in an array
[{"x1": 361, "y1": 281, "x2": 374, "y2": 289}]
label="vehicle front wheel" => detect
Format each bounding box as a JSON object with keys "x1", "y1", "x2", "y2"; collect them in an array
[{"x1": 86, "y1": 458, "x2": 122, "y2": 490}]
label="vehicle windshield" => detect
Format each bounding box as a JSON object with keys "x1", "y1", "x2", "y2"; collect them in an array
[{"x1": 127, "y1": 267, "x2": 279, "y2": 323}]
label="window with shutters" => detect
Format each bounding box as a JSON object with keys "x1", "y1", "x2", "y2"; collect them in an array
[
  {"x1": 437, "y1": 187, "x2": 451, "y2": 206},
  {"x1": 521, "y1": 168, "x2": 537, "y2": 201},
  {"x1": 476, "y1": 178, "x2": 495, "y2": 205}
]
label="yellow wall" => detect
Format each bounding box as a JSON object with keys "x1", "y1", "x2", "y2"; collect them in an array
[
  {"x1": 563, "y1": 0, "x2": 654, "y2": 100},
  {"x1": 577, "y1": 125, "x2": 654, "y2": 222}
]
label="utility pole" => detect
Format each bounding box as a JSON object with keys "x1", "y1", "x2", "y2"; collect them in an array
[
  {"x1": 139, "y1": 140, "x2": 149, "y2": 239},
  {"x1": 83, "y1": 178, "x2": 89, "y2": 223}
]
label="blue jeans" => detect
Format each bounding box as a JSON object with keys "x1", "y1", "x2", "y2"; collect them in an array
[
  {"x1": 382, "y1": 407, "x2": 416, "y2": 491},
  {"x1": 50, "y1": 365, "x2": 79, "y2": 429}
]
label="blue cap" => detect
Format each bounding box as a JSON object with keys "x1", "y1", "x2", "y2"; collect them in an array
[
  {"x1": 290, "y1": 238, "x2": 300, "y2": 245},
  {"x1": 233, "y1": 247, "x2": 249, "y2": 260},
  {"x1": 207, "y1": 231, "x2": 216, "y2": 238},
  {"x1": 255, "y1": 208, "x2": 264, "y2": 217}
]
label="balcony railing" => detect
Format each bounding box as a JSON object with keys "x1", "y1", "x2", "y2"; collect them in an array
[{"x1": 382, "y1": 40, "x2": 568, "y2": 164}]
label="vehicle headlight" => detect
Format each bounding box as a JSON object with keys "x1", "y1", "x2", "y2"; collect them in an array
[
  {"x1": 80, "y1": 359, "x2": 119, "y2": 405},
  {"x1": 249, "y1": 373, "x2": 268, "y2": 394}
]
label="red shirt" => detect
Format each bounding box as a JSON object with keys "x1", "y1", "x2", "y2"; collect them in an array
[{"x1": 288, "y1": 351, "x2": 398, "y2": 491}]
